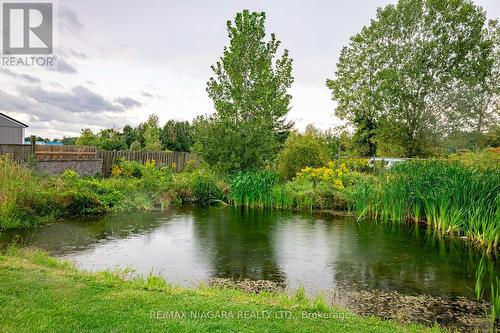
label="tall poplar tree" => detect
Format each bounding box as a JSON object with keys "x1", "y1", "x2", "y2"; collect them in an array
[{"x1": 194, "y1": 10, "x2": 293, "y2": 172}]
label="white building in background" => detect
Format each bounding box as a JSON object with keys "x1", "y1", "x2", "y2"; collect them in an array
[{"x1": 0, "y1": 113, "x2": 28, "y2": 144}]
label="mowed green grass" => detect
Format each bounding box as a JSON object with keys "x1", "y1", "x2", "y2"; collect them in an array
[{"x1": 0, "y1": 249, "x2": 439, "y2": 333}]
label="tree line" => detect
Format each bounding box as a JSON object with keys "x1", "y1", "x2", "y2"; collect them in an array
[
  {"x1": 60, "y1": 1, "x2": 498, "y2": 171},
  {"x1": 39, "y1": 116, "x2": 194, "y2": 152}
]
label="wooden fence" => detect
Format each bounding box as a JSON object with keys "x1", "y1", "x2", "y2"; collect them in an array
[
  {"x1": 0, "y1": 144, "x2": 33, "y2": 161},
  {"x1": 0, "y1": 143, "x2": 195, "y2": 176},
  {"x1": 35, "y1": 145, "x2": 97, "y2": 160},
  {"x1": 97, "y1": 150, "x2": 195, "y2": 176}
]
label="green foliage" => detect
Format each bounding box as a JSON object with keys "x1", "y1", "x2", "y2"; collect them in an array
[
  {"x1": 61, "y1": 136, "x2": 77, "y2": 145},
  {"x1": 143, "y1": 114, "x2": 162, "y2": 151},
  {"x1": 277, "y1": 128, "x2": 330, "y2": 180},
  {"x1": 123, "y1": 124, "x2": 145, "y2": 149},
  {"x1": 0, "y1": 156, "x2": 53, "y2": 228},
  {"x1": 229, "y1": 170, "x2": 279, "y2": 207},
  {"x1": 0, "y1": 157, "x2": 180, "y2": 229},
  {"x1": 349, "y1": 160, "x2": 500, "y2": 252},
  {"x1": 481, "y1": 124, "x2": 500, "y2": 148},
  {"x1": 189, "y1": 168, "x2": 224, "y2": 205},
  {"x1": 327, "y1": 0, "x2": 494, "y2": 157},
  {"x1": 227, "y1": 163, "x2": 358, "y2": 210},
  {"x1": 75, "y1": 128, "x2": 100, "y2": 147},
  {"x1": 445, "y1": 20, "x2": 499, "y2": 146},
  {"x1": 160, "y1": 120, "x2": 193, "y2": 152},
  {"x1": 340, "y1": 158, "x2": 370, "y2": 173},
  {"x1": 195, "y1": 10, "x2": 294, "y2": 173},
  {"x1": 112, "y1": 159, "x2": 144, "y2": 178},
  {"x1": 75, "y1": 128, "x2": 126, "y2": 151},
  {"x1": 448, "y1": 148, "x2": 500, "y2": 170},
  {"x1": 97, "y1": 129, "x2": 127, "y2": 151},
  {"x1": 129, "y1": 140, "x2": 142, "y2": 151}
]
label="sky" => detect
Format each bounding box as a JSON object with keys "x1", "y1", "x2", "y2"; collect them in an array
[{"x1": 1, "y1": 0, "x2": 499, "y2": 139}]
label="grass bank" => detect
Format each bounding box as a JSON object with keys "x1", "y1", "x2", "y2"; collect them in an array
[{"x1": 0, "y1": 249, "x2": 439, "y2": 333}]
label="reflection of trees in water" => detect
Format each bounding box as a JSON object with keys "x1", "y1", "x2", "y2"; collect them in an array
[
  {"x1": 191, "y1": 207, "x2": 286, "y2": 284},
  {"x1": 0, "y1": 211, "x2": 172, "y2": 255},
  {"x1": 330, "y1": 221, "x2": 496, "y2": 299}
]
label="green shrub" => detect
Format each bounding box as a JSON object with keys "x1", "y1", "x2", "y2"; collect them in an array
[
  {"x1": 0, "y1": 156, "x2": 52, "y2": 228},
  {"x1": 276, "y1": 130, "x2": 330, "y2": 180},
  {"x1": 449, "y1": 149, "x2": 500, "y2": 170},
  {"x1": 0, "y1": 157, "x2": 179, "y2": 229},
  {"x1": 340, "y1": 158, "x2": 370, "y2": 173}
]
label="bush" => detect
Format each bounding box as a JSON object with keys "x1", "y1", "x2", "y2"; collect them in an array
[
  {"x1": 295, "y1": 162, "x2": 346, "y2": 190},
  {"x1": 0, "y1": 156, "x2": 52, "y2": 228},
  {"x1": 448, "y1": 149, "x2": 500, "y2": 170},
  {"x1": 340, "y1": 158, "x2": 370, "y2": 172},
  {"x1": 0, "y1": 157, "x2": 179, "y2": 229},
  {"x1": 276, "y1": 130, "x2": 330, "y2": 180},
  {"x1": 112, "y1": 159, "x2": 144, "y2": 178}
]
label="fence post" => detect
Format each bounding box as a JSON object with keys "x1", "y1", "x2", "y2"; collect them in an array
[{"x1": 30, "y1": 135, "x2": 36, "y2": 157}]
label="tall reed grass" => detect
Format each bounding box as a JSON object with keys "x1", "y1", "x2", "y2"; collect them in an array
[
  {"x1": 228, "y1": 170, "x2": 346, "y2": 210},
  {"x1": 475, "y1": 258, "x2": 499, "y2": 328},
  {"x1": 349, "y1": 160, "x2": 500, "y2": 253},
  {"x1": 229, "y1": 171, "x2": 279, "y2": 208}
]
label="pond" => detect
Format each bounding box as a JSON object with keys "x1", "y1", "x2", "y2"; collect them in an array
[{"x1": 1, "y1": 207, "x2": 498, "y2": 330}]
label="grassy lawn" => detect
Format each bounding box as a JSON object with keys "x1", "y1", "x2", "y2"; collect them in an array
[{"x1": 0, "y1": 249, "x2": 440, "y2": 333}]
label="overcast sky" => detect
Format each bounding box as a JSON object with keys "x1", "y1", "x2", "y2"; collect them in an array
[{"x1": 1, "y1": 0, "x2": 499, "y2": 139}]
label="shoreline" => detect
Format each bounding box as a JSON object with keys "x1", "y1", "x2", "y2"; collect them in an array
[{"x1": 0, "y1": 248, "x2": 439, "y2": 333}]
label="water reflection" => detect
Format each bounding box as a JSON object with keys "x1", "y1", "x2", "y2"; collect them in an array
[
  {"x1": 1, "y1": 212, "x2": 171, "y2": 255},
  {"x1": 0, "y1": 207, "x2": 497, "y2": 300},
  {"x1": 190, "y1": 207, "x2": 286, "y2": 284}
]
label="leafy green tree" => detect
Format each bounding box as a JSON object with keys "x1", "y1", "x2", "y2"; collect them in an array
[
  {"x1": 61, "y1": 137, "x2": 77, "y2": 145},
  {"x1": 97, "y1": 129, "x2": 127, "y2": 151},
  {"x1": 160, "y1": 120, "x2": 193, "y2": 152},
  {"x1": 143, "y1": 114, "x2": 162, "y2": 151},
  {"x1": 129, "y1": 140, "x2": 142, "y2": 151},
  {"x1": 75, "y1": 129, "x2": 99, "y2": 147},
  {"x1": 75, "y1": 128, "x2": 126, "y2": 150},
  {"x1": 445, "y1": 20, "x2": 499, "y2": 147},
  {"x1": 327, "y1": 0, "x2": 492, "y2": 156},
  {"x1": 123, "y1": 125, "x2": 141, "y2": 148},
  {"x1": 194, "y1": 10, "x2": 293, "y2": 172},
  {"x1": 324, "y1": 125, "x2": 356, "y2": 159},
  {"x1": 276, "y1": 126, "x2": 330, "y2": 180},
  {"x1": 481, "y1": 124, "x2": 500, "y2": 148}
]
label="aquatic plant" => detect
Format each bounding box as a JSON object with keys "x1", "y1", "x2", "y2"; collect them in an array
[
  {"x1": 189, "y1": 168, "x2": 224, "y2": 205},
  {"x1": 349, "y1": 160, "x2": 500, "y2": 252},
  {"x1": 229, "y1": 170, "x2": 279, "y2": 208},
  {"x1": 474, "y1": 257, "x2": 500, "y2": 328},
  {"x1": 491, "y1": 278, "x2": 499, "y2": 326},
  {"x1": 475, "y1": 258, "x2": 486, "y2": 300}
]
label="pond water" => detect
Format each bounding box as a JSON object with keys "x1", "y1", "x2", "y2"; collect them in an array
[{"x1": 1, "y1": 207, "x2": 498, "y2": 329}]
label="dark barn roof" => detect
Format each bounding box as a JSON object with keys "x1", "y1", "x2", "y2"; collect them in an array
[{"x1": 0, "y1": 113, "x2": 28, "y2": 128}]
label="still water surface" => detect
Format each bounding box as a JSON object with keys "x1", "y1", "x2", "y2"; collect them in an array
[{"x1": 1, "y1": 207, "x2": 498, "y2": 300}]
